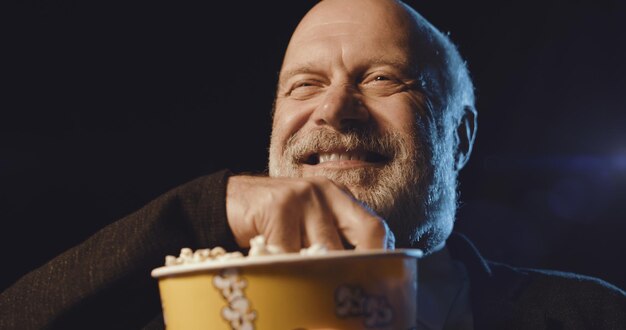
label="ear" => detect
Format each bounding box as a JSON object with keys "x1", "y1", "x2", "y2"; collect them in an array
[{"x1": 454, "y1": 105, "x2": 477, "y2": 171}]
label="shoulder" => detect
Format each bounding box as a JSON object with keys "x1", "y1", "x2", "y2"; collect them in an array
[
  {"x1": 487, "y1": 261, "x2": 626, "y2": 328},
  {"x1": 489, "y1": 261, "x2": 625, "y2": 297},
  {"x1": 521, "y1": 265, "x2": 624, "y2": 297},
  {"x1": 447, "y1": 233, "x2": 625, "y2": 328}
]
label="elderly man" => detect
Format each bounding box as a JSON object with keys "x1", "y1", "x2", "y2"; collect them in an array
[{"x1": 1, "y1": 0, "x2": 624, "y2": 329}]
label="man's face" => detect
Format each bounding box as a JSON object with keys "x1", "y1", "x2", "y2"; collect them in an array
[{"x1": 268, "y1": 0, "x2": 452, "y2": 249}]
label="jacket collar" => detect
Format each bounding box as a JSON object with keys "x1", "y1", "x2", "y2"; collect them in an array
[{"x1": 446, "y1": 232, "x2": 532, "y2": 329}]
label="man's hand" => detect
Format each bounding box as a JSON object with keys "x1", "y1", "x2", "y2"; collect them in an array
[{"x1": 226, "y1": 175, "x2": 394, "y2": 252}]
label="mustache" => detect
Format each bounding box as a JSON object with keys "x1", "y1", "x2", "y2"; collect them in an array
[{"x1": 282, "y1": 127, "x2": 409, "y2": 164}]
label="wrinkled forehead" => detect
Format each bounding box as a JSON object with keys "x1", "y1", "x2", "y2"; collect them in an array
[
  {"x1": 283, "y1": 0, "x2": 419, "y2": 62},
  {"x1": 294, "y1": 1, "x2": 413, "y2": 38}
]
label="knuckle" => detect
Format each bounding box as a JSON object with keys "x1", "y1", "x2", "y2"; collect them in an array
[
  {"x1": 271, "y1": 180, "x2": 308, "y2": 202},
  {"x1": 366, "y1": 217, "x2": 387, "y2": 235},
  {"x1": 296, "y1": 178, "x2": 326, "y2": 198},
  {"x1": 317, "y1": 176, "x2": 337, "y2": 189},
  {"x1": 291, "y1": 180, "x2": 316, "y2": 197}
]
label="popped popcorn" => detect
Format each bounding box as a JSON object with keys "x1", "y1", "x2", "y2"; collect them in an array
[
  {"x1": 248, "y1": 235, "x2": 283, "y2": 256},
  {"x1": 300, "y1": 243, "x2": 328, "y2": 256},
  {"x1": 164, "y1": 235, "x2": 328, "y2": 266}
]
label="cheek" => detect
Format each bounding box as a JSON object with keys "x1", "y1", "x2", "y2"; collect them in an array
[
  {"x1": 271, "y1": 100, "x2": 315, "y2": 152},
  {"x1": 365, "y1": 96, "x2": 421, "y2": 135}
]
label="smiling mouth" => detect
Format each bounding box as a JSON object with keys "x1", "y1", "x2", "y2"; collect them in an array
[{"x1": 301, "y1": 150, "x2": 389, "y2": 166}]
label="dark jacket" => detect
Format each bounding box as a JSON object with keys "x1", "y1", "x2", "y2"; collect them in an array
[
  {"x1": 447, "y1": 233, "x2": 626, "y2": 329},
  {"x1": 1, "y1": 170, "x2": 624, "y2": 329}
]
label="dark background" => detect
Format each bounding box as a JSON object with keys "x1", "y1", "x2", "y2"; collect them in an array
[{"x1": 2, "y1": 0, "x2": 625, "y2": 292}]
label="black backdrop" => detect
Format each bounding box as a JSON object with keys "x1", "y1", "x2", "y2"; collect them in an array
[{"x1": 2, "y1": 0, "x2": 625, "y2": 292}]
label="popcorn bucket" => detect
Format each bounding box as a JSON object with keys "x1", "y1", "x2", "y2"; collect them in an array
[{"x1": 151, "y1": 249, "x2": 422, "y2": 330}]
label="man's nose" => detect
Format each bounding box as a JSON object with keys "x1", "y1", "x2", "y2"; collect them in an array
[{"x1": 312, "y1": 85, "x2": 369, "y2": 130}]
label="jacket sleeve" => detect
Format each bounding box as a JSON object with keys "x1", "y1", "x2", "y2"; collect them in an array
[{"x1": 0, "y1": 170, "x2": 238, "y2": 330}]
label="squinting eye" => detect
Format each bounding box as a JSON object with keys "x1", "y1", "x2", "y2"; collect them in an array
[
  {"x1": 287, "y1": 80, "x2": 322, "y2": 98},
  {"x1": 374, "y1": 76, "x2": 390, "y2": 81},
  {"x1": 291, "y1": 80, "x2": 319, "y2": 91}
]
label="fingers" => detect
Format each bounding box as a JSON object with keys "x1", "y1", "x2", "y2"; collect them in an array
[
  {"x1": 333, "y1": 196, "x2": 393, "y2": 251},
  {"x1": 307, "y1": 177, "x2": 393, "y2": 251},
  {"x1": 273, "y1": 180, "x2": 344, "y2": 252},
  {"x1": 263, "y1": 217, "x2": 302, "y2": 253},
  {"x1": 226, "y1": 175, "x2": 394, "y2": 254},
  {"x1": 302, "y1": 213, "x2": 345, "y2": 251}
]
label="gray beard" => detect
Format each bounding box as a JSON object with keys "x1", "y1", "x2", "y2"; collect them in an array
[{"x1": 268, "y1": 126, "x2": 456, "y2": 253}]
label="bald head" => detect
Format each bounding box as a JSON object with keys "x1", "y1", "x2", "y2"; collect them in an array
[{"x1": 286, "y1": 0, "x2": 417, "y2": 56}]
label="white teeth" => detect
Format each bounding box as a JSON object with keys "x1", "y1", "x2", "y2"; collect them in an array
[{"x1": 317, "y1": 152, "x2": 366, "y2": 164}]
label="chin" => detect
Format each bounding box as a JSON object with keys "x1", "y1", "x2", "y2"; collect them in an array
[{"x1": 404, "y1": 213, "x2": 454, "y2": 253}]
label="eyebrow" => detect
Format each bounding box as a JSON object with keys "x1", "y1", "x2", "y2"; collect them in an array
[
  {"x1": 368, "y1": 57, "x2": 412, "y2": 71},
  {"x1": 278, "y1": 57, "x2": 414, "y2": 85},
  {"x1": 278, "y1": 64, "x2": 320, "y2": 86}
]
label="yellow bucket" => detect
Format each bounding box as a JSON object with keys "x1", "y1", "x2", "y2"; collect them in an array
[{"x1": 152, "y1": 249, "x2": 422, "y2": 330}]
